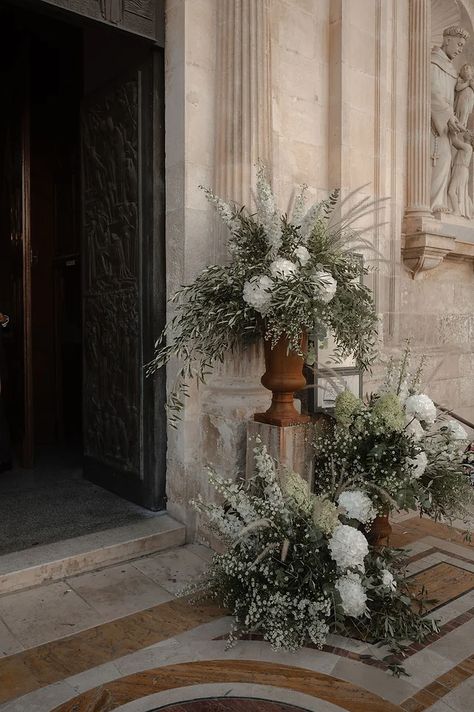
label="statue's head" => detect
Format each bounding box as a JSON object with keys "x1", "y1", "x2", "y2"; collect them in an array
[
  {"x1": 442, "y1": 26, "x2": 470, "y2": 59},
  {"x1": 459, "y1": 63, "x2": 474, "y2": 80}
]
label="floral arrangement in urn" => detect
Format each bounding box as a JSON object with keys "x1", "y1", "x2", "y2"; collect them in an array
[
  {"x1": 148, "y1": 166, "x2": 378, "y2": 425},
  {"x1": 190, "y1": 440, "x2": 438, "y2": 674},
  {"x1": 313, "y1": 346, "x2": 474, "y2": 539}
]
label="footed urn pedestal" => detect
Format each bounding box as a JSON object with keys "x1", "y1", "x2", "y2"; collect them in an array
[
  {"x1": 254, "y1": 334, "x2": 310, "y2": 427},
  {"x1": 368, "y1": 512, "x2": 392, "y2": 546}
]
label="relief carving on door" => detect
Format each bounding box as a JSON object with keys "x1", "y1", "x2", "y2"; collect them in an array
[{"x1": 82, "y1": 77, "x2": 141, "y2": 474}]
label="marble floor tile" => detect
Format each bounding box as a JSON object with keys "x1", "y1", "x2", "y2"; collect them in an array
[
  {"x1": 0, "y1": 681, "x2": 76, "y2": 712},
  {"x1": 132, "y1": 545, "x2": 209, "y2": 594},
  {"x1": 186, "y1": 543, "x2": 215, "y2": 563},
  {"x1": 330, "y1": 657, "x2": 417, "y2": 704},
  {"x1": 427, "y1": 618, "x2": 474, "y2": 664},
  {"x1": 66, "y1": 562, "x2": 173, "y2": 619},
  {"x1": 0, "y1": 619, "x2": 23, "y2": 657},
  {"x1": 431, "y1": 677, "x2": 474, "y2": 712},
  {"x1": 0, "y1": 581, "x2": 102, "y2": 648}
]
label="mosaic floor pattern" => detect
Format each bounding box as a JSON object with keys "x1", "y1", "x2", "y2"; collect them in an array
[{"x1": 0, "y1": 515, "x2": 473, "y2": 712}]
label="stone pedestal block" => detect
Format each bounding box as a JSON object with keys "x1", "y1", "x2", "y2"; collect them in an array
[{"x1": 246, "y1": 420, "x2": 314, "y2": 487}]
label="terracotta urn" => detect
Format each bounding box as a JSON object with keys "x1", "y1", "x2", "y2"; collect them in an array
[
  {"x1": 254, "y1": 333, "x2": 311, "y2": 427},
  {"x1": 367, "y1": 511, "x2": 392, "y2": 547}
]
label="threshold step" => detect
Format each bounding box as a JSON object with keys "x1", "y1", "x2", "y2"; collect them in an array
[{"x1": 0, "y1": 514, "x2": 186, "y2": 595}]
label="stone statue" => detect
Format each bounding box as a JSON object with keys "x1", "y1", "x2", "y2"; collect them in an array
[
  {"x1": 448, "y1": 64, "x2": 474, "y2": 217},
  {"x1": 431, "y1": 25, "x2": 470, "y2": 213}
]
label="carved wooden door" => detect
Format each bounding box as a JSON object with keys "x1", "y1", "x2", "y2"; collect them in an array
[{"x1": 81, "y1": 51, "x2": 165, "y2": 509}]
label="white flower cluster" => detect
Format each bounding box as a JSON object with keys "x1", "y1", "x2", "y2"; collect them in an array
[
  {"x1": 338, "y1": 490, "x2": 376, "y2": 524},
  {"x1": 242, "y1": 275, "x2": 274, "y2": 314},
  {"x1": 311, "y1": 268, "x2": 338, "y2": 304},
  {"x1": 312, "y1": 495, "x2": 340, "y2": 535},
  {"x1": 381, "y1": 569, "x2": 397, "y2": 591},
  {"x1": 294, "y1": 245, "x2": 311, "y2": 266},
  {"x1": 407, "y1": 451, "x2": 428, "y2": 479},
  {"x1": 445, "y1": 419, "x2": 468, "y2": 441},
  {"x1": 269, "y1": 258, "x2": 298, "y2": 280},
  {"x1": 405, "y1": 414, "x2": 425, "y2": 442},
  {"x1": 255, "y1": 165, "x2": 282, "y2": 256},
  {"x1": 335, "y1": 573, "x2": 367, "y2": 617},
  {"x1": 328, "y1": 524, "x2": 369, "y2": 571},
  {"x1": 404, "y1": 394, "x2": 437, "y2": 424}
]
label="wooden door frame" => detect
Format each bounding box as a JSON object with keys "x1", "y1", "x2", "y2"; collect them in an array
[{"x1": 21, "y1": 38, "x2": 34, "y2": 468}]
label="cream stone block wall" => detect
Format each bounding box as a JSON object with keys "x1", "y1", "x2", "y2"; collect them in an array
[{"x1": 163, "y1": 0, "x2": 474, "y2": 534}]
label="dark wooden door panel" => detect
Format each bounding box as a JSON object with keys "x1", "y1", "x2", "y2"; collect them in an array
[{"x1": 81, "y1": 51, "x2": 165, "y2": 509}]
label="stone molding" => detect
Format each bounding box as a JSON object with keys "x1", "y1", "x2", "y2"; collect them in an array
[{"x1": 402, "y1": 214, "x2": 474, "y2": 278}]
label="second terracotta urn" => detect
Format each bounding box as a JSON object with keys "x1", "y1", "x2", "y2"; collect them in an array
[{"x1": 254, "y1": 333, "x2": 310, "y2": 427}]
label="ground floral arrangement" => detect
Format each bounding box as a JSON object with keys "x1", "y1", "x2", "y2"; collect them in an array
[
  {"x1": 190, "y1": 349, "x2": 473, "y2": 676},
  {"x1": 314, "y1": 347, "x2": 474, "y2": 525},
  {"x1": 148, "y1": 165, "x2": 378, "y2": 423}
]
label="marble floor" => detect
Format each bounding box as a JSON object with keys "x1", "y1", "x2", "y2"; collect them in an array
[{"x1": 0, "y1": 516, "x2": 473, "y2": 712}]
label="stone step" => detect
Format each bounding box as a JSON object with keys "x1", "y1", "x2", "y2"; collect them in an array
[{"x1": 0, "y1": 514, "x2": 186, "y2": 595}]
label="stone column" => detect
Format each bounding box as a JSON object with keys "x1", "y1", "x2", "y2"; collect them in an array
[
  {"x1": 201, "y1": 0, "x2": 273, "y2": 477},
  {"x1": 214, "y1": 0, "x2": 272, "y2": 233},
  {"x1": 401, "y1": 0, "x2": 454, "y2": 278},
  {"x1": 405, "y1": 0, "x2": 432, "y2": 220}
]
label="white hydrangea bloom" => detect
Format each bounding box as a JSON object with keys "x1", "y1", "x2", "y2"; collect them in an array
[
  {"x1": 335, "y1": 573, "x2": 367, "y2": 617},
  {"x1": 328, "y1": 524, "x2": 369, "y2": 570},
  {"x1": 269, "y1": 258, "x2": 298, "y2": 280},
  {"x1": 405, "y1": 415, "x2": 425, "y2": 441},
  {"x1": 311, "y1": 268, "x2": 337, "y2": 304},
  {"x1": 294, "y1": 245, "x2": 311, "y2": 266},
  {"x1": 338, "y1": 490, "x2": 376, "y2": 525},
  {"x1": 407, "y1": 451, "x2": 428, "y2": 479},
  {"x1": 242, "y1": 275, "x2": 274, "y2": 314},
  {"x1": 405, "y1": 394, "x2": 437, "y2": 424},
  {"x1": 381, "y1": 569, "x2": 397, "y2": 591},
  {"x1": 445, "y1": 420, "x2": 468, "y2": 441}
]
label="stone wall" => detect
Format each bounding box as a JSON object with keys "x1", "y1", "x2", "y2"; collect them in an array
[{"x1": 164, "y1": 0, "x2": 474, "y2": 535}]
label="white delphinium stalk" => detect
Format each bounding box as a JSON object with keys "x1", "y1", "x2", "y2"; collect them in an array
[
  {"x1": 407, "y1": 451, "x2": 428, "y2": 479},
  {"x1": 338, "y1": 490, "x2": 376, "y2": 524},
  {"x1": 255, "y1": 164, "x2": 282, "y2": 256},
  {"x1": 328, "y1": 524, "x2": 369, "y2": 571},
  {"x1": 405, "y1": 394, "x2": 437, "y2": 424},
  {"x1": 243, "y1": 275, "x2": 274, "y2": 314},
  {"x1": 294, "y1": 245, "x2": 311, "y2": 266},
  {"x1": 269, "y1": 258, "x2": 298, "y2": 280},
  {"x1": 405, "y1": 415, "x2": 425, "y2": 441},
  {"x1": 291, "y1": 184, "x2": 308, "y2": 227},
  {"x1": 381, "y1": 569, "x2": 397, "y2": 592},
  {"x1": 200, "y1": 186, "x2": 240, "y2": 238},
  {"x1": 311, "y1": 268, "x2": 337, "y2": 304},
  {"x1": 299, "y1": 200, "x2": 322, "y2": 243},
  {"x1": 335, "y1": 573, "x2": 367, "y2": 617}
]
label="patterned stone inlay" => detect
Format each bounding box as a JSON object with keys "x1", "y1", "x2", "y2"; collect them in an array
[
  {"x1": 155, "y1": 699, "x2": 311, "y2": 711},
  {"x1": 409, "y1": 561, "x2": 474, "y2": 612}
]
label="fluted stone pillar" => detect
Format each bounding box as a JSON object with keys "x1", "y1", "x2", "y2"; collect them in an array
[
  {"x1": 405, "y1": 0, "x2": 432, "y2": 219},
  {"x1": 214, "y1": 0, "x2": 272, "y2": 232},
  {"x1": 201, "y1": 0, "x2": 274, "y2": 473}
]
